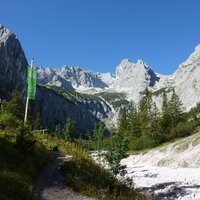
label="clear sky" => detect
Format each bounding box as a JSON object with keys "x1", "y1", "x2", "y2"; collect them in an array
[{"x1": 0, "y1": 0, "x2": 200, "y2": 74}]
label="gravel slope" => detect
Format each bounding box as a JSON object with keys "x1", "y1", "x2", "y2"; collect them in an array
[{"x1": 121, "y1": 132, "x2": 200, "y2": 200}]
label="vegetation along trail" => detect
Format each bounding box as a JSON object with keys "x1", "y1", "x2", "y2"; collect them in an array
[{"x1": 36, "y1": 151, "x2": 93, "y2": 200}]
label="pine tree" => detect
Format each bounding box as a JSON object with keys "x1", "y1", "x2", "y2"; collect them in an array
[
  {"x1": 160, "y1": 90, "x2": 171, "y2": 137},
  {"x1": 63, "y1": 117, "x2": 75, "y2": 141},
  {"x1": 149, "y1": 102, "x2": 161, "y2": 145},
  {"x1": 169, "y1": 89, "x2": 183, "y2": 127},
  {"x1": 93, "y1": 122, "x2": 105, "y2": 163},
  {"x1": 139, "y1": 88, "x2": 153, "y2": 138},
  {"x1": 93, "y1": 122, "x2": 105, "y2": 151},
  {"x1": 104, "y1": 131, "x2": 129, "y2": 177},
  {"x1": 117, "y1": 107, "x2": 128, "y2": 136},
  {"x1": 127, "y1": 103, "x2": 141, "y2": 139},
  {"x1": 32, "y1": 112, "x2": 41, "y2": 130},
  {"x1": 54, "y1": 124, "x2": 62, "y2": 137},
  {"x1": 3, "y1": 89, "x2": 24, "y2": 120},
  {"x1": 138, "y1": 88, "x2": 161, "y2": 147}
]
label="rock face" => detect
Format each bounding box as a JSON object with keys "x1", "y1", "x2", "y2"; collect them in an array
[
  {"x1": 0, "y1": 25, "x2": 28, "y2": 99},
  {"x1": 37, "y1": 66, "x2": 109, "y2": 89},
  {"x1": 34, "y1": 86, "x2": 112, "y2": 134},
  {"x1": 112, "y1": 59, "x2": 160, "y2": 103},
  {"x1": 172, "y1": 45, "x2": 200, "y2": 110}
]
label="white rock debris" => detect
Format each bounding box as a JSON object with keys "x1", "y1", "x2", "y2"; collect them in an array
[{"x1": 121, "y1": 132, "x2": 200, "y2": 200}]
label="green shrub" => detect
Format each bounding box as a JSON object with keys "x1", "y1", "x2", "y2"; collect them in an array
[
  {"x1": 62, "y1": 156, "x2": 140, "y2": 200},
  {"x1": 0, "y1": 172, "x2": 34, "y2": 200},
  {"x1": 169, "y1": 121, "x2": 200, "y2": 139},
  {"x1": 15, "y1": 125, "x2": 36, "y2": 153},
  {"x1": 0, "y1": 111, "x2": 20, "y2": 130},
  {"x1": 0, "y1": 132, "x2": 52, "y2": 200}
]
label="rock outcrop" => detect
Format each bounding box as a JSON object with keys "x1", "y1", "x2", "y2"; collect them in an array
[
  {"x1": 0, "y1": 25, "x2": 28, "y2": 99},
  {"x1": 34, "y1": 85, "x2": 111, "y2": 134},
  {"x1": 172, "y1": 44, "x2": 200, "y2": 110}
]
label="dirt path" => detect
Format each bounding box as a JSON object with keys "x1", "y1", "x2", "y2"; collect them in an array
[{"x1": 36, "y1": 151, "x2": 94, "y2": 200}]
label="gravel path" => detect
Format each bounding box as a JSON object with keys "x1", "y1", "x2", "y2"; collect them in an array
[{"x1": 36, "y1": 151, "x2": 94, "y2": 200}]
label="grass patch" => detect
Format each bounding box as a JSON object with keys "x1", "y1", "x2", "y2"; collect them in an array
[
  {"x1": 96, "y1": 92, "x2": 129, "y2": 109},
  {"x1": 152, "y1": 87, "x2": 173, "y2": 97},
  {"x1": 45, "y1": 85, "x2": 129, "y2": 110},
  {"x1": 0, "y1": 131, "x2": 52, "y2": 200}
]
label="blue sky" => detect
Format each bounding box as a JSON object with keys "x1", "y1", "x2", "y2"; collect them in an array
[{"x1": 0, "y1": 0, "x2": 200, "y2": 74}]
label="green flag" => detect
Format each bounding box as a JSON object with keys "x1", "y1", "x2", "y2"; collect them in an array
[{"x1": 27, "y1": 67, "x2": 36, "y2": 100}]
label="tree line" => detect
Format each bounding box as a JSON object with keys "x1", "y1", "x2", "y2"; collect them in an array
[{"x1": 117, "y1": 88, "x2": 199, "y2": 150}]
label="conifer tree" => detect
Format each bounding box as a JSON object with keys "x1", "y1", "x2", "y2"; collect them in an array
[
  {"x1": 32, "y1": 112, "x2": 41, "y2": 130},
  {"x1": 149, "y1": 102, "x2": 161, "y2": 145},
  {"x1": 3, "y1": 89, "x2": 24, "y2": 120},
  {"x1": 169, "y1": 89, "x2": 183, "y2": 127},
  {"x1": 127, "y1": 103, "x2": 141, "y2": 139},
  {"x1": 139, "y1": 88, "x2": 153, "y2": 138},
  {"x1": 160, "y1": 90, "x2": 171, "y2": 137},
  {"x1": 104, "y1": 131, "x2": 129, "y2": 177},
  {"x1": 93, "y1": 122, "x2": 105, "y2": 162},
  {"x1": 54, "y1": 124, "x2": 62, "y2": 137},
  {"x1": 117, "y1": 107, "x2": 128, "y2": 135},
  {"x1": 63, "y1": 117, "x2": 75, "y2": 141}
]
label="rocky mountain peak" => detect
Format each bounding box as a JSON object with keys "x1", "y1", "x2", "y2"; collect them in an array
[
  {"x1": 0, "y1": 25, "x2": 27, "y2": 99},
  {"x1": 136, "y1": 59, "x2": 145, "y2": 65},
  {"x1": 120, "y1": 58, "x2": 131, "y2": 64},
  {"x1": 113, "y1": 58, "x2": 159, "y2": 102},
  {"x1": 180, "y1": 44, "x2": 200, "y2": 67},
  {"x1": 116, "y1": 58, "x2": 155, "y2": 79},
  {"x1": 195, "y1": 44, "x2": 200, "y2": 51},
  {"x1": 0, "y1": 25, "x2": 13, "y2": 41}
]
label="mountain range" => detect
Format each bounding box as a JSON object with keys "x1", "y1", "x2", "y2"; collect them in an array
[
  {"x1": 37, "y1": 44, "x2": 200, "y2": 111},
  {"x1": 1, "y1": 24, "x2": 200, "y2": 133}
]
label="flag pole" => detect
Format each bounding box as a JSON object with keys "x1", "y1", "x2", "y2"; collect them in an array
[{"x1": 24, "y1": 58, "x2": 34, "y2": 123}]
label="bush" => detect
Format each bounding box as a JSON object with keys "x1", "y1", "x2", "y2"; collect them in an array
[
  {"x1": 62, "y1": 153, "x2": 140, "y2": 200},
  {"x1": 169, "y1": 121, "x2": 200, "y2": 139},
  {"x1": 0, "y1": 172, "x2": 34, "y2": 200},
  {"x1": 15, "y1": 125, "x2": 36, "y2": 153},
  {"x1": 0, "y1": 111, "x2": 20, "y2": 130},
  {"x1": 129, "y1": 135, "x2": 156, "y2": 150},
  {"x1": 0, "y1": 132, "x2": 51, "y2": 200}
]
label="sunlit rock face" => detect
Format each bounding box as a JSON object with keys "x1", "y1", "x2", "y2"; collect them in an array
[
  {"x1": 172, "y1": 44, "x2": 200, "y2": 110},
  {"x1": 0, "y1": 24, "x2": 28, "y2": 99}
]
